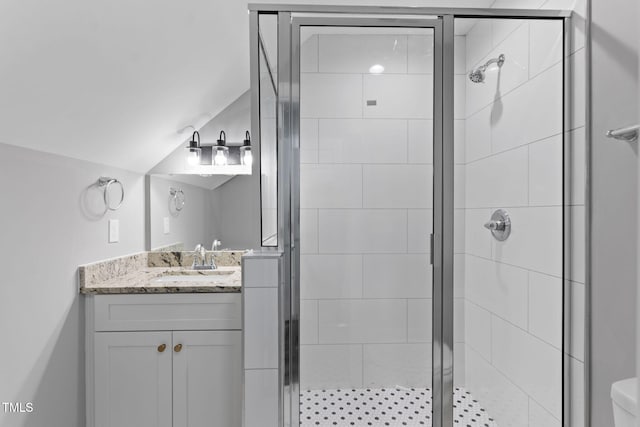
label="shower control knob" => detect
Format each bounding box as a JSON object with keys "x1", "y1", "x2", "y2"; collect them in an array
[
  {"x1": 484, "y1": 209, "x2": 511, "y2": 241},
  {"x1": 484, "y1": 220, "x2": 506, "y2": 231}
]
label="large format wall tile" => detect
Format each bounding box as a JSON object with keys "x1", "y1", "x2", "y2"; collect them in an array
[
  {"x1": 363, "y1": 164, "x2": 433, "y2": 208},
  {"x1": 301, "y1": 73, "x2": 363, "y2": 118},
  {"x1": 528, "y1": 271, "x2": 563, "y2": 348},
  {"x1": 465, "y1": 255, "x2": 529, "y2": 329},
  {"x1": 301, "y1": 344, "x2": 363, "y2": 389},
  {"x1": 492, "y1": 317, "x2": 562, "y2": 419},
  {"x1": 300, "y1": 300, "x2": 319, "y2": 345},
  {"x1": 408, "y1": 298, "x2": 432, "y2": 343},
  {"x1": 300, "y1": 164, "x2": 363, "y2": 208},
  {"x1": 408, "y1": 119, "x2": 434, "y2": 164},
  {"x1": 491, "y1": 206, "x2": 563, "y2": 277},
  {"x1": 319, "y1": 34, "x2": 408, "y2": 74},
  {"x1": 529, "y1": 20, "x2": 563, "y2": 78},
  {"x1": 465, "y1": 146, "x2": 529, "y2": 209},
  {"x1": 363, "y1": 254, "x2": 431, "y2": 299},
  {"x1": 529, "y1": 134, "x2": 563, "y2": 206},
  {"x1": 407, "y1": 34, "x2": 435, "y2": 74},
  {"x1": 363, "y1": 74, "x2": 433, "y2": 119},
  {"x1": 363, "y1": 343, "x2": 432, "y2": 387},
  {"x1": 318, "y1": 119, "x2": 408, "y2": 164},
  {"x1": 407, "y1": 209, "x2": 433, "y2": 253},
  {"x1": 318, "y1": 209, "x2": 408, "y2": 253},
  {"x1": 301, "y1": 254, "x2": 363, "y2": 299},
  {"x1": 319, "y1": 299, "x2": 408, "y2": 344}
]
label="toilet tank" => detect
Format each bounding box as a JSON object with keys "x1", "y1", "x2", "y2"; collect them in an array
[{"x1": 611, "y1": 378, "x2": 637, "y2": 427}]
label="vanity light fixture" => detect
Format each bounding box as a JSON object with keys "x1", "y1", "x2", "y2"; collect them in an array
[
  {"x1": 241, "y1": 131, "x2": 253, "y2": 167},
  {"x1": 214, "y1": 131, "x2": 229, "y2": 166},
  {"x1": 186, "y1": 131, "x2": 202, "y2": 166}
]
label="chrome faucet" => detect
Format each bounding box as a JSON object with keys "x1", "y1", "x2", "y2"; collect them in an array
[
  {"x1": 211, "y1": 239, "x2": 222, "y2": 251},
  {"x1": 192, "y1": 244, "x2": 217, "y2": 270}
]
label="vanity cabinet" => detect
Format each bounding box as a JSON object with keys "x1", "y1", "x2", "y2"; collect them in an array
[{"x1": 86, "y1": 294, "x2": 242, "y2": 427}]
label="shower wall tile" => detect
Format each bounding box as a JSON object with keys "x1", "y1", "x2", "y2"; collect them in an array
[
  {"x1": 466, "y1": 20, "x2": 493, "y2": 71},
  {"x1": 318, "y1": 119, "x2": 408, "y2": 164},
  {"x1": 465, "y1": 345, "x2": 529, "y2": 427},
  {"x1": 465, "y1": 146, "x2": 529, "y2": 208},
  {"x1": 465, "y1": 106, "x2": 491, "y2": 163},
  {"x1": 363, "y1": 74, "x2": 433, "y2": 119},
  {"x1": 464, "y1": 208, "x2": 492, "y2": 258},
  {"x1": 454, "y1": 119, "x2": 466, "y2": 164},
  {"x1": 464, "y1": 301, "x2": 492, "y2": 361},
  {"x1": 540, "y1": 0, "x2": 586, "y2": 53},
  {"x1": 465, "y1": 255, "x2": 529, "y2": 329},
  {"x1": 491, "y1": 207, "x2": 563, "y2": 277},
  {"x1": 300, "y1": 254, "x2": 363, "y2": 300},
  {"x1": 455, "y1": 165, "x2": 466, "y2": 209},
  {"x1": 454, "y1": 298, "x2": 465, "y2": 343},
  {"x1": 363, "y1": 344, "x2": 432, "y2": 387},
  {"x1": 407, "y1": 209, "x2": 433, "y2": 253},
  {"x1": 454, "y1": 254, "x2": 466, "y2": 298},
  {"x1": 407, "y1": 298, "x2": 432, "y2": 343},
  {"x1": 300, "y1": 34, "x2": 319, "y2": 73},
  {"x1": 300, "y1": 119, "x2": 319, "y2": 164},
  {"x1": 301, "y1": 344, "x2": 363, "y2": 389},
  {"x1": 529, "y1": 134, "x2": 563, "y2": 206},
  {"x1": 454, "y1": 209, "x2": 465, "y2": 254},
  {"x1": 529, "y1": 399, "x2": 561, "y2": 427},
  {"x1": 454, "y1": 36, "x2": 467, "y2": 74},
  {"x1": 408, "y1": 119, "x2": 433, "y2": 164},
  {"x1": 528, "y1": 271, "x2": 563, "y2": 348},
  {"x1": 318, "y1": 299, "x2": 408, "y2": 344},
  {"x1": 300, "y1": 164, "x2": 363, "y2": 208},
  {"x1": 491, "y1": 62, "x2": 563, "y2": 153},
  {"x1": 407, "y1": 34, "x2": 435, "y2": 74},
  {"x1": 529, "y1": 20, "x2": 564, "y2": 78},
  {"x1": 570, "y1": 49, "x2": 586, "y2": 129},
  {"x1": 454, "y1": 75, "x2": 467, "y2": 120},
  {"x1": 486, "y1": 23, "x2": 531, "y2": 97},
  {"x1": 363, "y1": 254, "x2": 432, "y2": 299},
  {"x1": 318, "y1": 209, "x2": 408, "y2": 253},
  {"x1": 300, "y1": 300, "x2": 319, "y2": 345},
  {"x1": 300, "y1": 209, "x2": 318, "y2": 254},
  {"x1": 362, "y1": 164, "x2": 433, "y2": 208},
  {"x1": 491, "y1": 316, "x2": 562, "y2": 419},
  {"x1": 301, "y1": 73, "x2": 363, "y2": 118},
  {"x1": 319, "y1": 34, "x2": 408, "y2": 74}
]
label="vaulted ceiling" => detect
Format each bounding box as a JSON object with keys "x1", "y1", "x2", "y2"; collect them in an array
[{"x1": 0, "y1": 0, "x2": 495, "y2": 173}]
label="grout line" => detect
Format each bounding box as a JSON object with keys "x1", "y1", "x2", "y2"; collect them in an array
[
  {"x1": 464, "y1": 252, "x2": 563, "y2": 281},
  {"x1": 465, "y1": 130, "x2": 564, "y2": 166}
]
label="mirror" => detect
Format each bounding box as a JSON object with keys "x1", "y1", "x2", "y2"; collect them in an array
[{"x1": 146, "y1": 92, "x2": 261, "y2": 252}]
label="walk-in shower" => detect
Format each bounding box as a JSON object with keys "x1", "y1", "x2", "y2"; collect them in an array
[{"x1": 251, "y1": 5, "x2": 580, "y2": 427}]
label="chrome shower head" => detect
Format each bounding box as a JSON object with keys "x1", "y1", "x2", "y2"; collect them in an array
[{"x1": 468, "y1": 53, "x2": 506, "y2": 83}]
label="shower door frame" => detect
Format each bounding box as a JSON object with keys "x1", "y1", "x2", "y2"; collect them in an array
[{"x1": 250, "y1": 5, "x2": 576, "y2": 427}]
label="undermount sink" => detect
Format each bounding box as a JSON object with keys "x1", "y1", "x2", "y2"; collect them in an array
[{"x1": 151, "y1": 269, "x2": 235, "y2": 283}]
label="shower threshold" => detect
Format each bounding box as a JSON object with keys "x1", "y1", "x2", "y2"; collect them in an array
[{"x1": 300, "y1": 386, "x2": 497, "y2": 426}]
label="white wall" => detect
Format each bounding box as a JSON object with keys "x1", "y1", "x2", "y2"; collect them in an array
[
  {"x1": 591, "y1": 0, "x2": 639, "y2": 425},
  {"x1": 0, "y1": 142, "x2": 145, "y2": 427},
  {"x1": 149, "y1": 176, "x2": 209, "y2": 251},
  {"x1": 461, "y1": 17, "x2": 566, "y2": 425},
  {"x1": 297, "y1": 30, "x2": 444, "y2": 390}
]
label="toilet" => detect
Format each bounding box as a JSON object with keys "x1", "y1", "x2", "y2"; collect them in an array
[{"x1": 612, "y1": 377, "x2": 637, "y2": 426}]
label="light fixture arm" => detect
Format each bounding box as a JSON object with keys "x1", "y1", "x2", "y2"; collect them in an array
[{"x1": 217, "y1": 130, "x2": 226, "y2": 146}]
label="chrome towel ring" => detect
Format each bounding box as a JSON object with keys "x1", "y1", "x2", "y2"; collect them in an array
[
  {"x1": 169, "y1": 187, "x2": 185, "y2": 211},
  {"x1": 97, "y1": 177, "x2": 125, "y2": 211}
]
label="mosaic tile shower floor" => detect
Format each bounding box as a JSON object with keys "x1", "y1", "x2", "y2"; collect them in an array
[{"x1": 300, "y1": 387, "x2": 498, "y2": 426}]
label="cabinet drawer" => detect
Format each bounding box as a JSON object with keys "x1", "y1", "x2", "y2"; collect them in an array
[{"x1": 93, "y1": 294, "x2": 242, "y2": 331}]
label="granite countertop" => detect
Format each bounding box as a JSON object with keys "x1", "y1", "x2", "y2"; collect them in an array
[{"x1": 79, "y1": 251, "x2": 244, "y2": 295}]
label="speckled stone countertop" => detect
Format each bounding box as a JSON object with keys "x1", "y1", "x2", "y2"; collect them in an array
[{"x1": 79, "y1": 251, "x2": 244, "y2": 295}]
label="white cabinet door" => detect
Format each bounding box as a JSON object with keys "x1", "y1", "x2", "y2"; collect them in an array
[
  {"x1": 172, "y1": 331, "x2": 242, "y2": 427},
  {"x1": 94, "y1": 332, "x2": 173, "y2": 427}
]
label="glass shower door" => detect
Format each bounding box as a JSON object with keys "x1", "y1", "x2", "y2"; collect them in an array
[{"x1": 294, "y1": 19, "x2": 441, "y2": 427}]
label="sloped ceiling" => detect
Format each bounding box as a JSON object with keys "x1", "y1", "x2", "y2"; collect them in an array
[{"x1": 0, "y1": 0, "x2": 494, "y2": 173}]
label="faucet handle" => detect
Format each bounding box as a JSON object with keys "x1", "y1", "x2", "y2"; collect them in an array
[{"x1": 211, "y1": 239, "x2": 222, "y2": 251}]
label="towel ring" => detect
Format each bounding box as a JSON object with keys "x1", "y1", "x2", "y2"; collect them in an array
[
  {"x1": 169, "y1": 187, "x2": 185, "y2": 211},
  {"x1": 97, "y1": 177, "x2": 125, "y2": 211}
]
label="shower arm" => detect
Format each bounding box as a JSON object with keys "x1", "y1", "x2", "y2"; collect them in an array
[{"x1": 478, "y1": 54, "x2": 506, "y2": 72}]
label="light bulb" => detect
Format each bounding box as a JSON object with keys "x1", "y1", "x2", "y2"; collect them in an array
[
  {"x1": 241, "y1": 148, "x2": 253, "y2": 167},
  {"x1": 214, "y1": 148, "x2": 228, "y2": 166},
  {"x1": 187, "y1": 149, "x2": 200, "y2": 166},
  {"x1": 369, "y1": 64, "x2": 384, "y2": 74}
]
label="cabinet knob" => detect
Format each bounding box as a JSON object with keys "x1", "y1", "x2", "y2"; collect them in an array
[
  {"x1": 157, "y1": 344, "x2": 166, "y2": 353},
  {"x1": 174, "y1": 344, "x2": 183, "y2": 353}
]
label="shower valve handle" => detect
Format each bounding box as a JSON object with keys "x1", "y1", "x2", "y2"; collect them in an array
[{"x1": 484, "y1": 220, "x2": 506, "y2": 231}]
